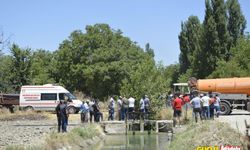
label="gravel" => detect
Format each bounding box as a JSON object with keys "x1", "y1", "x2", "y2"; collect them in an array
[{"x1": 0, "y1": 117, "x2": 82, "y2": 149}]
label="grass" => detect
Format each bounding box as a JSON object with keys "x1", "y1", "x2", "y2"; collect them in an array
[
  {"x1": 43, "y1": 124, "x2": 103, "y2": 150},
  {"x1": 168, "y1": 120, "x2": 249, "y2": 150},
  {"x1": 0, "y1": 107, "x2": 48, "y2": 121}
]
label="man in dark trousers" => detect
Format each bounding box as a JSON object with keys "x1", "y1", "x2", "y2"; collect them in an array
[
  {"x1": 56, "y1": 99, "x2": 68, "y2": 132},
  {"x1": 172, "y1": 93, "x2": 183, "y2": 127}
]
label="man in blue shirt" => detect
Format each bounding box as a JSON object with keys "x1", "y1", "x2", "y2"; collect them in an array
[{"x1": 190, "y1": 93, "x2": 202, "y2": 123}]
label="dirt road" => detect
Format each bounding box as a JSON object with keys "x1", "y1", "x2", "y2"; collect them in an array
[{"x1": 218, "y1": 110, "x2": 250, "y2": 135}]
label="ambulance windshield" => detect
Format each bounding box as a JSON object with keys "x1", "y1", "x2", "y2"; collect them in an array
[{"x1": 65, "y1": 93, "x2": 77, "y2": 100}]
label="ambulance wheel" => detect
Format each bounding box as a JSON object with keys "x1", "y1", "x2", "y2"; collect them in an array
[
  {"x1": 25, "y1": 106, "x2": 34, "y2": 111},
  {"x1": 67, "y1": 106, "x2": 76, "y2": 114}
]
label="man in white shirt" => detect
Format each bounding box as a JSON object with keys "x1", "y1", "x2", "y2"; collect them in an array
[
  {"x1": 128, "y1": 96, "x2": 135, "y2": 120},
  {"x1": 201, "y1": 93, "x2": 210, "y2": 119},
  {"x1": 139, "y1": 96, "x2": 145, "y2": 119},
  {"x1": 108, "y1": 96, "x2": 115, "y2": 121}
]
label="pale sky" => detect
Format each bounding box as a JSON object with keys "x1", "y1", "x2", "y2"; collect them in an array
[{"x1": 1, "y1": 0, "x2": 249, "y2": 65}]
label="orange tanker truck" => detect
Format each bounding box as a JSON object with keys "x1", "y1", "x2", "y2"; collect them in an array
[{"x1": 174, "y1": 77, "x2": 250, "y2": 115}]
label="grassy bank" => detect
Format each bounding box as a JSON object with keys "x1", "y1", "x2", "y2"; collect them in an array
[
  {"x1": 6, "y1": 124, "x2": 104, "y2": 150},
  {"x1": 169, "y1": 120, "x2": 248, "y2": 150},
  {"x1": 0, "y1": 108, "x2": 48, "y2": 121}
]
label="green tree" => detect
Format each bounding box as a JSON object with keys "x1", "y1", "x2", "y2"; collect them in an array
[
  {"x1": 30, "y1": 49, "x2": 55, "y2": 85},
  {"x1": 209, "y1": 37, "x2": 250, "y2": 78},
  {"x1": 212, "y1": 0, "x2": 231, "y2": 61},
  {"x1": 145, "y1": 43, "x2": 155, "y2": 57},
  {"x1": 0, "y1": 55, "x2": 13, "y2": 93},
  {"x1": 227, "y1": 0, "x2": 246, "y2": 47},
  {"x1": 53, "y1": 24, "x2": 151, "y2": 100},
  {"x1": 201, "y1": 0, "x2": 220, "y2": 78},
  {"x1": 178, "y1": 16, "x2": 202, "y2": 76},
  {"x1": 10, "y1": 44, "x2": 31, "y2": 92},
  {"x1": 163, "y1": 64, "x2": 180, "y2": 90}
]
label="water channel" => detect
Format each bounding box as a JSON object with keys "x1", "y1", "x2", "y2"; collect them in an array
[{"x1": 92, "y1": 133, "x2": 171, "y2": 150}]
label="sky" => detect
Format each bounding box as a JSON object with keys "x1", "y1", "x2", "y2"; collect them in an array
[{"x1": 0, "y1": 0, "x2": 249, "y2": 65}]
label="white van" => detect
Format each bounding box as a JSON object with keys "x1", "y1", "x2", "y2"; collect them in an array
[{"x1": 20, "y1": 84, "x2": 82, "y2": 114}]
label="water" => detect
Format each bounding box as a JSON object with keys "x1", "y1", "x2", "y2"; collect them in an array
[{"x1": 93, "y1": 133, "x2": 171, "y2": 150}]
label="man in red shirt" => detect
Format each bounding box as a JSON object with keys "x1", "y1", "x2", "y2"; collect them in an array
[{"x1": 173, "y1": 94, "x2": 183, "y2": 127}]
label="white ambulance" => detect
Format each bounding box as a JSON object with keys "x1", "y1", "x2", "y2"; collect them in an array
[{"x1": 19, "y1": 84, "x2": 82, "y2": 114}]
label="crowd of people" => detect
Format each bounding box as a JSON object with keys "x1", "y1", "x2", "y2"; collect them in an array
[
  {"x1": 55, "y1": 95, "x2": 151, "y2": 133},
  {"x1": 107, "y1": 95, "x2": 150, "y2": 121},
  {"x1": 55, "y1": 91, "x2": 220, "y2": 132},
  {"x1": 171, "y1": 91, "x2": 221, "y2": 127}
]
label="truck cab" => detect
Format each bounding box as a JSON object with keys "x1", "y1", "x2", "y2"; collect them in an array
[
  {"x1": 20, "y1": 84, "x2": 82, "y2": 114},
  {"x1": 173, "y1": 83, "x2": 190, "y2": 95}
]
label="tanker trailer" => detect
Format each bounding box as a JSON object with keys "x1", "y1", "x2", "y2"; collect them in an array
[{"x1": 188, "y1": 77, "x2": 250, "y2": 115}]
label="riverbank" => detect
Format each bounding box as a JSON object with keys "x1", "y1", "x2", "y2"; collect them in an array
[{"x1": 169, "y1": 119, "x2": 249, "y2": 150}]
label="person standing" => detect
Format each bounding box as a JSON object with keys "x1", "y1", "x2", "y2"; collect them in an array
[
  {"x1": 201, "y1": 93, "x2": 210, "y2": 120},
  {"x1": 122, "y1": 96, "x2": 129, "y2": 120},
  {"x1": 108, "y1": 96, "x2": 115, "y2": 121},
  {"x1": 93, "y1": 99, "x2": 103, "y2": 122},
  {"x1": 128, "y1": 96, "x2": 135, "y2": 120},
  {"x1": 55, "y1": 99, "x2": 68, "y2": 132},
  {"x1": 209, "y1": 95, "x2": 216, "y2": 119},
  {"x1": 144, "y1": 95, "x2": 150, "y2": 116},
  {"x1": 183, "y1": 94, "x2": 190, "y2": 120},
  {"x1": 214, "y1": 94, "x2": 221, "y2": 118},
  {"x1": 173, "y1": 94, "x2": 183, "y2": 127},
  {"x1": 89, "y1": 99, "x2": 95, "y2": 123},
  {"x1": 80, "y1": 101, "x2": 89, "y2": 123},
  {"x1": 139, "y1": 96, "x2": 145, "y2": 119},
  {"x1": 190, "y1": 93, "x2": 202, "y2": 123},
  {"x1": 117, "y1": 96, "x2": 123, "y2": 121}
]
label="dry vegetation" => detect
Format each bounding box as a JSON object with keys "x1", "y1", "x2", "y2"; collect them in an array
[
  {"x1": 0, "y1": 108, "x2": 48, "y2": 121},
  {"x1": 169, "y1": 120, "x2": 249, "y2": 150}
]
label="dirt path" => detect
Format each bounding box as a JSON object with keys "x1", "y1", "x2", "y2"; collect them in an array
[{"x1": 217, "y1": 110, "x2": 250, "y2": 135}]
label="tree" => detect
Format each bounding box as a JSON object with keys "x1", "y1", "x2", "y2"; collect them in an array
[
  {"x1": 53, "y1": 24, "x2": 152, "y2": 100},
  {"x1": 212, "y1": 0, "x2": 231, "y2": 61},
  {"x1": 10, "y1": 44, "x2": 31, "y2": 92},
  {"x1": 0, "y1": 55, "x2": 13, "y2": 92},
  {"x1": 227, "y1": 0, "x2": 246, "y2": 47},
  {"x1": 178, "y1": 16, "x2": 202, "y2": 76},
  {"x1": 145, "y1": 43, "x2": 155, "y2": 57},
  {"x1": 201, "y1": 0, "x2": 220, "y2": 78},
  {"x1": 209, "y1": 37, "x2": 250, "y2": 78},
  {"x1": 30, "y1": 49, "x2": 55, "y2": 85}
]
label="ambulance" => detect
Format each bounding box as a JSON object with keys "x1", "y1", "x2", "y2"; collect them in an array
[{"x1": 19, "y1": 84, "x2": 82, "y2": 114}]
